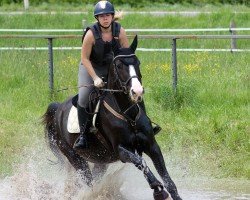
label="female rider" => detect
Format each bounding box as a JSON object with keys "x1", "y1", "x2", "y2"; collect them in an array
[{"x1": 74, "y1": 1, "x2": 160, "y2": 149}]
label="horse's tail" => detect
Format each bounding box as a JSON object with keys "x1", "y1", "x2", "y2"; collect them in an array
[{"x1": 42, "y1": 102, "x2": 64, "y2": 165}]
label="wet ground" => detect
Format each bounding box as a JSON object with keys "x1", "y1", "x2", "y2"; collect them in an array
[{"x1": 0, "y1": 146, "x2": 249, "y2": 200}]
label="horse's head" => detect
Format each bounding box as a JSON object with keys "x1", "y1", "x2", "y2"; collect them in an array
[{"x1": 110, "y1": 35, "x2": 144, "y2": 103}]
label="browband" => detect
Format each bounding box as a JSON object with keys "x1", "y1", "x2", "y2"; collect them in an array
[{"x1": 113, "y1": 54, "x2": 136, "y2": 61}]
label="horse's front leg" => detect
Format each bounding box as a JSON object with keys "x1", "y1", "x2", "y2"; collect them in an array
[
  {"x1": 59, "y1": 143, "x2": 93, "y2": 187},
  {"x1": 145, "y1": 142, "x2": 182, "y2": 200},
  {"x1": 118, "y1": 145, "x2": 171, "y2": 200}
]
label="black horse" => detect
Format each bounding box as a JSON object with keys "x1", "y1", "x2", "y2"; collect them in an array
[{"x1": 42, "y1": 36, "x2": 182, "y2": 200}]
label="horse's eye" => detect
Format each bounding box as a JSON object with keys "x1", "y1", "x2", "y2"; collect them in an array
[{"x1": 123, "y1": 57, "x2": 135, "y2": 64}]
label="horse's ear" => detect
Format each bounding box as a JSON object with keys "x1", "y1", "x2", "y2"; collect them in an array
[{"x1": 130, "y1": 35, "x2": 138, "y2": 52}]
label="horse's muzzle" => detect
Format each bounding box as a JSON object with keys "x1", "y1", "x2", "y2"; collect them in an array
[{"x1": 130, "y1": 88, "x2": 144, "y2": 103}]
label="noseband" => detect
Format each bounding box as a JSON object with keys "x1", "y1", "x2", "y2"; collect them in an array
[{"x1": 113, "y1": 54, "x2": 140, "y2": 93}]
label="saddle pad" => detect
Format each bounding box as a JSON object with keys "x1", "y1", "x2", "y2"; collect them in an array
[{"x1": 67, "y1": 106, "x2": 80, "y2": 133}]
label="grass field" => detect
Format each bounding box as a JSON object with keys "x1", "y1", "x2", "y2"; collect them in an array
[{"x1": 0, "y1": 4, "x2": 249, "y2": 179}]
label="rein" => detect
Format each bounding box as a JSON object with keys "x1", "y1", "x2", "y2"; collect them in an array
[
  {"x1": 57, "y1": 84, "x2": 94, "y2": 92},
  {"x1": 57, "y1": 54, "x2": 139, "y2": 94},
  {"x1": 57, "y1": 83, "x2": 124, "y2": 93},
  {"x1": 99, "y1": 88, "x2": 123, "y2": 92}
]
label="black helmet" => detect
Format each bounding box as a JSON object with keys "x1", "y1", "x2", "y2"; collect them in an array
[{"x1": 94, "y1": 1, "x2": 115, "y2": 17}]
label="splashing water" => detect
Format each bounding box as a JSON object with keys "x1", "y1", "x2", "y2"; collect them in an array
[
  {"x1": 0, "y1": 142, "x2": 154, "y2": 200},
  {"x1": 0, "y1": 142, "x2": 249, "y2": 200}
]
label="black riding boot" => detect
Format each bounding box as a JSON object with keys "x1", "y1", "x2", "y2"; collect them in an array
[
  {"x1": 139, "y1": 101, "x2": 162, "y2": 135},
  {"x1": 73, "y1": 104, "x2": 90, "y2": 149}
]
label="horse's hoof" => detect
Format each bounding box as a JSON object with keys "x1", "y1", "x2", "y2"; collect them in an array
[{"x1": 153, "y1": 189, "x2": 169, "y2": 200}]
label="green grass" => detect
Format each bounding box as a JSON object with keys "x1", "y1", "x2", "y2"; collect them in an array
[
  {"x1": 0, "y1": 2, "x2": 249, "y2": 12},
  {"x1": 141, "y1": 51, "x2": 249, "y2": 177},
  {"x1": 0, "y1": 4, "x2": 249, "y2": 179}
]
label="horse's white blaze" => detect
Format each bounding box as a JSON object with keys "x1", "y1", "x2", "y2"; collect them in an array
[{"x1": 129, "y1": 65, "x2": 143, "y2": 102}]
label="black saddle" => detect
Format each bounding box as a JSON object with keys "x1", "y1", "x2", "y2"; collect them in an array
[{"x1": 72, "y1": 89, "x2": 102, "y2": 114}]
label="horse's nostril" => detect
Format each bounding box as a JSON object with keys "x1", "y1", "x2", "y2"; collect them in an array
[
  {"x1": 138, "y1": 96, "x2": 142, "y2": 102},
  {"x1": 131, "y1": 89, "x2": 136, "y2": 95}
]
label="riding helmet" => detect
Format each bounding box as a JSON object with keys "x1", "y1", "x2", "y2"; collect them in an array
[{"x1": 94, "y1": 1, "x2": 115, "y2": 17}]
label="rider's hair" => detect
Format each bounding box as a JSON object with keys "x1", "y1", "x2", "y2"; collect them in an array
[{"x1": 113, "y1": 11, "x2": 124, "y2": 21}]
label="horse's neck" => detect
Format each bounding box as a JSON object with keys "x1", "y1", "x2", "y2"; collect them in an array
[
  {"x1": 110, "y1": 93, "x2": 140, "y2": 121},
  {"x1": 114, "y1": 93, "x2": 131, "y2": 110},
  {"x1": 106, "y1": 90, "x2": 131, "y2": 113},
  {"x1": 107, "y1": 69, "x2": 134, "y2": 111},
  {"x1": 107, "y1": 69, "x2": 115, "y2": 89}
]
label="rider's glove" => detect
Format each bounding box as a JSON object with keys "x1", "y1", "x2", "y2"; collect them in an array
[{"x1": 93, "y1": 76, "x2": 105, "y2": 88}]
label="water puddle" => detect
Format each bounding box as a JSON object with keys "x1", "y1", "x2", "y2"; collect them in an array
[{"x1": 0, "y1": 144, "x2": 249, "y2": 200}]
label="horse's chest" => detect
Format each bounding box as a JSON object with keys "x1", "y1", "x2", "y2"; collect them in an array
[{"x1": 128, "y1": 131, "x2": 148, "y2": 149}]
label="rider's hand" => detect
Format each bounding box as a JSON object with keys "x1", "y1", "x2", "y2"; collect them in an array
[{"x1": 93, "y1": 76, "x2": 105, "y2": 88}]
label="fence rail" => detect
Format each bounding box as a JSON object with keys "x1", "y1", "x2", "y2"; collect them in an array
[
  {"x1": 0, "y1": 34, "x2": 250, "y2": 95},
  {"x1": 1, "y1": 34, "x2": 250, "y2": 39},
  {"x1": 1, "y1": 47, "x2": 250, "y2": 52},
  {"x1": 0, "y1": 28, "x2": 250, "y2": 33},
  {"x1": 0, "y1": 11, "x2": 249, "y2": 16}
]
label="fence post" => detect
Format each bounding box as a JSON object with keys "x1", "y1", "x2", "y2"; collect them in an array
[
  {"x1": 230, "y1": 20, "x2": 237, "y2": 52},
  {"x1": 82, "y1": 19, "x2": 86, "y2": 29},
  {"x1": 172, "y1": 38, "x2": 178, "y2": 94},
  {"x1": 23, "y1": 0, "x2": 29, "y2": 10},
  {"x1": 48, "y1": 38, "x2": 54, "y2": 97}
]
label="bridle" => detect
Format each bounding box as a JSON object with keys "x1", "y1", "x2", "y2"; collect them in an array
[
  {"x1": 102, "y1": 53, "x2": 143, "y2": 126},
  {"x1": 111, "y1": 54, "x2": 140, "y2": 94}
]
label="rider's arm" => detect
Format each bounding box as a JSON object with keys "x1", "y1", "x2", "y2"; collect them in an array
[
  {"x1": 119, "y1": 27, "x2": 129, "y2": 48},
  {"x1": 81, "y1": 30, "x2": 99, "y2": 80}
]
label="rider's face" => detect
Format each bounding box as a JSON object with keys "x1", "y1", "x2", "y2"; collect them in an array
[{"x1": 97, "y1": 13, "x2": 113, "y2": 28}]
